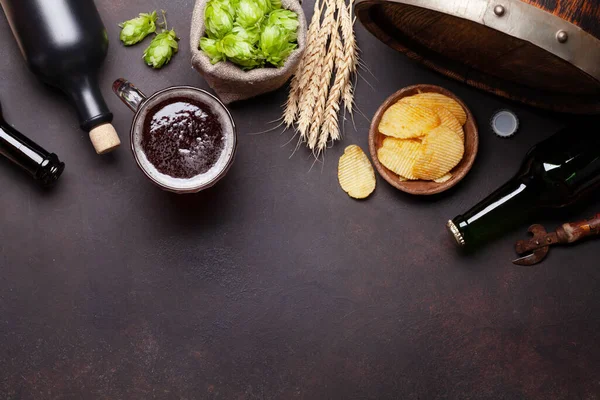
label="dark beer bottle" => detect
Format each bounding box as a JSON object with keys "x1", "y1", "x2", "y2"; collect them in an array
[
  {"x1": 448, "y1": 121, "x2": 600, "y2": 247},
  {"x1": 0, "y1": 0, "x2": 120, "y2": 154},
  {"x1": 0, "y1": 101, "x2": 64, "y2": 187}
]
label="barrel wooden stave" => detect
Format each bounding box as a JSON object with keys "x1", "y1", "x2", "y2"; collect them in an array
[{"x1": 356, "y1": 0, "x2": 600, "y2": 114}]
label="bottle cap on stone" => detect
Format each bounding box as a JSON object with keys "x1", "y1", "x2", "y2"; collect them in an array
[{"x1": 491, "y1": 110, "x2": 519, "y2": 138}]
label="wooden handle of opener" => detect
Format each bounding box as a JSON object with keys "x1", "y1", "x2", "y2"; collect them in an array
[{"x1": 556, "y1": 214, "x2": 600, "y2": 244}]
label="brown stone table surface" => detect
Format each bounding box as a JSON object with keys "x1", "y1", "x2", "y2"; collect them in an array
[{"x1": 0, "y1": 1, "x2": 599, "y2": 399}]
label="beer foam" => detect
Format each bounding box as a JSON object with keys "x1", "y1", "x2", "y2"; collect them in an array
[{"x1": 132, "y1": 87, "x2": 236, "y2": 192}]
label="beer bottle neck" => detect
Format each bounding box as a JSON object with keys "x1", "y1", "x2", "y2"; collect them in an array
[
  {"x1": 63, "y1": 73, "x2": 113, "y2": 132},
  {"x1": 449, "y1": 177, "x2": 540, "y2": 247},
  {"x1": 0, "y1": 115, "x2": 64, "y2": 187}
]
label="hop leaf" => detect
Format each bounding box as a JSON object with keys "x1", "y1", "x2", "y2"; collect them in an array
[
  {"x1": 236, "y1": 0, "x2": 265, "y2": 28},
  {"x1": 205, "y1": 0, "x2": 235, "y2": 39},
  {"x1": 119, "y1": 11, "x2": 158, "y2": 46},
  {"x1": 199, "y1": 37, "x2": 226, "y2": 64},
  {"x1": 143, "y1": 29, "x2": 179, "y2": 69},
  {"x1": 260, "y1": 24, "x2": 296, "y2": 67},
  {"x1": 266, "y1": 9, "x2": 298, "y2": 41},
  {"x1": 218, "y1": 33, "x2": 263, "y2": 69}
]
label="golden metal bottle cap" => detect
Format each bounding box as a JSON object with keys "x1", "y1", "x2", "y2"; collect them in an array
[{"x1": 447, "y1": 220, "x2": 466, "y2": 247}]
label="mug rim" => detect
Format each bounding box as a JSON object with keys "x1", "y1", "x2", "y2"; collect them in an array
[{"x1": 130, "y1": 86, "x2": 237, "y2": 193}]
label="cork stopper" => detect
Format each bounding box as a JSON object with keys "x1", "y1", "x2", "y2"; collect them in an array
[{"x1": 89, "y1": 124, "x2": 121, "y2": 154}]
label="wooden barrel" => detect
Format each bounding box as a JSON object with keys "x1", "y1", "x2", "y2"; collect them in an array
[{"x1": 355, "y1": 0, "x2": 600, "y2": 114}]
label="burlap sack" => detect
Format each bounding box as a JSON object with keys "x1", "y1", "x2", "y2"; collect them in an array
[{"x1": 190, "y1": 0, "x2": 307, "y2": 104}]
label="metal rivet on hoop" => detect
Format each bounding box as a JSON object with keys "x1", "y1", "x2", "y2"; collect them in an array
[
  {"x1": 494, "y1": 5, "x2": 506, "y2": 16},
  {"x1": 556, "y1": 30, "x2": 568, "y2": 43}
]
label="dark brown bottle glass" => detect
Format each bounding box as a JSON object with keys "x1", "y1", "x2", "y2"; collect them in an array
[
  {"x1": 0, "y1": 0, "x2": 120, "y2": 154},
  {"x1": 0, "y1": 101, "x2": 64, "y2": 187},
  {"x1": 448, "y1": 121, "x2": 600, "y2": 247}
]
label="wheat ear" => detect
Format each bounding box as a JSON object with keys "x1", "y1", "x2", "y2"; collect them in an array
[
  {"x1": 316, "y1": 18, "x2": 342, "y2": 152},
  {"x1": 340, "y1": 0, "x2": 358, "y2": 115},
  {"x1": 309, "y1": 38, "x2": 336, "y2": 151},
  {"x1": 308, "y1": 1, "x2": 339, "y2": 151},
  {"x1": 297, "y1": 0, "x2": 324, "y2": 93},
  {"x1": 297, "y1": 0, "x2": 336, "y2": 140},
  {"x1": 295, "y1": 0, "x2": 325, "y2": 139},
  {"x1": 282, "y1": 0, "x2": 322, "y2": 128},
  {"x1": 320, "y1": 0, "x2": 347, "y2": 145},
  {"x1": 283, "y1": 75, "x2": 301, "y2": 128}
]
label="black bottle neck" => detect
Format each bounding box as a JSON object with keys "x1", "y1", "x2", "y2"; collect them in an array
[
  {"x1": 0, "y1": 114, "x2": 64, "y2": 187},
  {"x1": 62, "y1": 73, "x2": 113, "y2": 132},
  {"x1": 450, "y1": 175, "x2": 541, "y2": 246}
]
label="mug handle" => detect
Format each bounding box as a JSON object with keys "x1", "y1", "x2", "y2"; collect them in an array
[{"x1": 112, "y1": 79, "x2": 147, "y2": 113}]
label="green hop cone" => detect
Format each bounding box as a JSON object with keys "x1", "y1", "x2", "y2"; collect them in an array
[
  {"x1": 205, "y1": 0, "x2": 235, "y2": 39},
  {"x1": 231, "y1": 25, "x2": 260, "y2": 44},
  {"x1": 143, "y1": 29, "x2": 179, "y2": 69},
  {"x1": 119, "y1": 11, "x2": 158, "y2": 46},
  {"x1": 236, "y1": 0, "x2": 265, "y2": 28},
  {"x1": 270, "y1": 0, "x2": 282, "y2": 9},
  {"x1": 255, "y1": 0, "x2": 272, "y2": 14},
  {"x1": 260, "y1": 24, "x2": 296, "y2": 67},
  {"x1": 213, "y1": 0, "x2": 238, "y2": 17},
  {"x1": 266, "y1": 9, "x2": 298, "y2": 41},
  {"x1": 218, "y1": 33, "x2": 263, "y2": 69},
  {"x1": 199, "y1": 37, "x2": 226, "y2": 64}
]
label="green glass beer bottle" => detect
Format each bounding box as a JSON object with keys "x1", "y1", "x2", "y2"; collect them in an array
[{"x1": 448, "y1": 121, "x2": 600, "y2": 247}]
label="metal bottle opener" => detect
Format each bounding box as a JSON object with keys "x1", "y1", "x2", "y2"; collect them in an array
[{"x1": 513, "y1": 214, "x2": 600, "y2": 266}]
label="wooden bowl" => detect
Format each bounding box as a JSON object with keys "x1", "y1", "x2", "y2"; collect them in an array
[{"x1": 369, "y1": 85, "x2": 478, "y2": 195}]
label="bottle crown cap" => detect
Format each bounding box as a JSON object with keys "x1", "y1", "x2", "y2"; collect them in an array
[{"x1": 491, "y1": 110, "x2": 519, "y2": 138}]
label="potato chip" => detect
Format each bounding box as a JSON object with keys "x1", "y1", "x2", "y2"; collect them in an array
[
  {"x1": 433, "y1": 173, "x2": 453, "y2": 183},
  {"x1": 338, "y1": 145, "x2": 376, "y2": 199},
  {"x1": 413, "y1": 126, "x2": 464, "y2": 180},
  {"x1": 378, "y1": 102, "x2": 440, "y2": 139},
  {"x1": 377, "y1": 137, "x2": 421, "y2": 180},
  {"x1": 433, "y1": 106, "x2": 464, "y2": 141},
  {"x1": 401, "y1": 93, "x2": 467, "y2": 125}
]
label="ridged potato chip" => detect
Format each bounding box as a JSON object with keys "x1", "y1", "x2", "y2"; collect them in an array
[
  {"x1": 378, "y1": 102, "x2": 440, "y2": 139},
  {"x1": 401, "y1": 93, "x2": 467, "y2": 125},
  {"x1": 377, "y1": 137, "x2": 421, "y2": 180},
  {"x1": 433, "y1": 173, "x2": 453, "y2": 183},
  {"x1": 433, "y1": 106, "x2": 464, "y2": 141},
  {"x1": 338, "y1": 145, "x2": 376, "y2": 199},
  {"x1": 413, "y1": 126, "x2": 464, "y2": 180}
]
